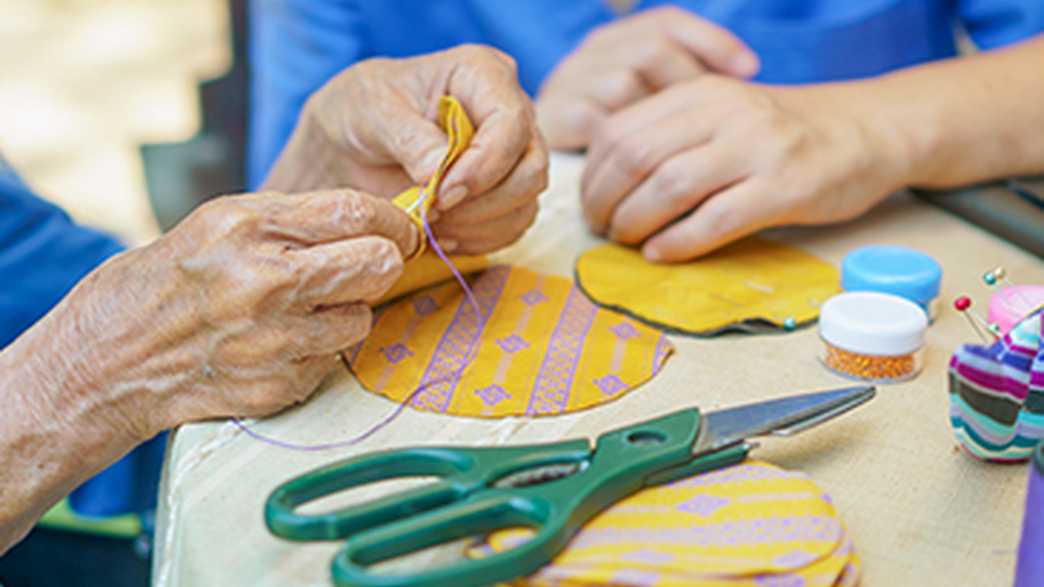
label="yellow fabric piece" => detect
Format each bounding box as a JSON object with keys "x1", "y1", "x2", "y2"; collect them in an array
[
  {"x1": 348, "y1": 265, "x2": 672, "y2": 417},
  {"x1": 392, "y1": 95, "x2": 475, "y2": 259},
  {"x1": 472, "y1": 461, "x2": 860, "y2": 587},
  {"x1": 380, "y1": 95, "x2": 489, "y2": 303},
  {"x1": 575, "y1": 238, "x2": 841, "y2": 336}
]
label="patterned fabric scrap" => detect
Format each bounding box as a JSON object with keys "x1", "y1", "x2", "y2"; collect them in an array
[
  {"x1": 470, "y1": 461, "x2": 860, "y2": 587},
  {"x1": 575, "y1": 238, "x2": 840, "y2": 337},
  {"x1": 348, "y1": 265, "x2": 673, "y2": 418},
  {"x1": 949, "y1": 307, "x2": 1044, "y2": 462}
]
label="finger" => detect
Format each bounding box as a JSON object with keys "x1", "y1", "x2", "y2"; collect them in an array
[
  {"x1": 537, "y1": 68, "x2": 648, "y2": 151},
  {"x1": 376, "y1": 101, "x2": 451, "y2": 187},
  {"x1": 287, "y1": 354, "x2": 345, "y2": 403},
  {"x1": 290, "y1": 236, "x2": 405, "y2": 306},
  {"x1": 582, "y1": 110, "x2": 721, "y2": 234},
  {"x1": 439, "y1": 62, "x2": 534, "y2": 210},
  {"x1": 266, "y1": 189, "x2": 419, "y2": 257},
  {"x1": 642, "y1": 179, "x2": 777, "y2": 262},
  {"x1": 581, "y1": 83, "x2": 704, "y2": 193},
  {"x1": 660, "y1": 9, "x2": 760, "y2": 78},
  {"x1": 607, "y1": 143, "x2": 748, "y2": 245},
  {"x1": 436, "y1": 138, "x2": 548, "y2": 225},
  {"x1": 291, "y1": 303, "x2": 374, "y2": 356},
  {"x1": 433, "y1": 201, "x2": 538, "y2": 255},
  {"x1": 624, "y1": 35, "x2": 706, "y2": 89}
]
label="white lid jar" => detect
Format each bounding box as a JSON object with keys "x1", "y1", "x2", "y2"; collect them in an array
[{"x1": 818, "y1": 291, "x2": 927, "y2": 383}]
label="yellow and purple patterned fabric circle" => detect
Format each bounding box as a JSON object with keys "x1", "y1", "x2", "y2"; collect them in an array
[
  {"x1": 348, "y1": 265, "x2": 672, "y2": 418},
  {"x1": 470, "y1": 461, "x2": 860, "y2": 586},
  {"x1": 575, "y1": 239, "x2": 840, "y2": 336},
  {"x1": 949, "y1": 306, "x2": 1044, "y2": 462}
]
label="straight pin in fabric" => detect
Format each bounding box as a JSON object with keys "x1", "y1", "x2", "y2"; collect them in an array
[
  {"x1": 953, "y1": 296, "x2": 992, "y2": 344},
  {"x1": 984, "y1": 266, "x2": 1037, "y2": 311}
]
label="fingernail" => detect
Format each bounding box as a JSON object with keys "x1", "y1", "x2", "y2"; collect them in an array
[
  {"x1": 643, "y1": 245, "x2": 662, "y2": 262},
  {"x1": 437, "y1": 238, "x2": 458, "y2": 253},
  {"x1": 732, "y1": 53, "x2": 760, "y2": 77},
  {"x1": 439, "y1": 185, "x2": 468, "y2": 210}
]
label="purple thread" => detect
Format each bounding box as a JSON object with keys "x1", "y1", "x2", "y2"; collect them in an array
[{"x1": 232, "y1": 188, "x2": 485, "y2": 451}]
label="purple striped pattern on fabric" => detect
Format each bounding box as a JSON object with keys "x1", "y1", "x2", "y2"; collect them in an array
[
  {"x1": 949, "y1": 308, "x2": 1044, "y2": 461},
  {"x1": 412, "y1": 266, "x2": 510, "y2": 413},
  {"x1": 526, "y1": 285, "x2": 599, "y2": 415}
]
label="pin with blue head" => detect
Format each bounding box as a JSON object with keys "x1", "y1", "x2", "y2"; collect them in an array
[{"x1": 981, "y1": 266, "x2": 1044, "y2": 335}]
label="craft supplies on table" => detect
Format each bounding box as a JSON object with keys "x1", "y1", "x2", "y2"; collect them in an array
[
  {"x1": 1015, "y1": 441, "x2": 1044, "y2": 587},
  {"x1": 948, "y1": 307, "x2": 1044, "y2": 461},
  {"x1": 264, "y1": 386, "x2": 874, "y2": 587},
  {"x1": 574, "y1": 238, "x2": 840, "y2": 336},
  {"x1": 841, "y1": 245, "x2": 942, "y2": 319},
  {"x1": 472, "y1": 460, "x2": 859, "y2": 587},
  {"x1": 818, "y1": 292, "x2": 927, "y2": 382}
]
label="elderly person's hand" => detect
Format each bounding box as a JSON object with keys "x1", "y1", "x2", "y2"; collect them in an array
[
  {"x1": 580, "y1": 76, "x2": 910, "y2": 261},
  {"x1": 0, "y1": 188, "x2": 416, "y2": 550},
  {"x1": 536, "y1": 7, "x2": 759, "y2": 151},
  {"x1": 264, "y1": 44, "x2": 548, "y2": 256}
]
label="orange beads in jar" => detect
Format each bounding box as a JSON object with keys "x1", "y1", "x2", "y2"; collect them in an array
[{"x1": 819, "y1": 292, "x2": 928, "y2": 383}]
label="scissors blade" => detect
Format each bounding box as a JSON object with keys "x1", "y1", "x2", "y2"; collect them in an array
[{"x1": 693, "y1": 385, "x2": 876, "y2": 455}]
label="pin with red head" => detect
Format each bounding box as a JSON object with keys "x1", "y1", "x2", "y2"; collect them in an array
[{"x1": 953, "y1": 295, "x2": 999, "y2": 343}]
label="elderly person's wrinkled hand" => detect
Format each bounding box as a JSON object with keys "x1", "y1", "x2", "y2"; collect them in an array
[
  {"x1": 265, "y1": 44, "x2": 548, "y2": 256},
  {"x1": 17, "y1": 189, "x2": 416, "y2": 438}
]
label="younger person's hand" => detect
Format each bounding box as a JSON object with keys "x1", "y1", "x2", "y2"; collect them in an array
[
  {"x1": 581, "y1": 76, "x2": 909, "y2": 261},
  {"x1": 536, "y1": 6, "x2": 759, "y2": 150}
]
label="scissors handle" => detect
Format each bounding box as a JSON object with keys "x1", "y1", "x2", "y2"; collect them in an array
[
  {"x1": 266, "y1": 440, "x2": 593, "y2": 542},
  {"x1": 267, "y1": 408, "x2": 732, "y2": 586}
]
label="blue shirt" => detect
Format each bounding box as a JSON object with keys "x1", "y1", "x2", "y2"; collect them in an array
[
  {"x1": 248, "y1": 0, "x2": 1044, "y2": 188},
  {"x1": 1, "y1": 162, "x2": 164, "y2": 518}
]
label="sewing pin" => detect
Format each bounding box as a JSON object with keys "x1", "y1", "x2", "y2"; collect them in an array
[
  {"x1": 783, "y1": 317, "x2": 797, "y2": 332},
  {"x1": 953, "y1": 296, "x2": 995, "y2": 343},
  {"x1": 983, "y1": 266, "x2": 1036, "y2": 309}
]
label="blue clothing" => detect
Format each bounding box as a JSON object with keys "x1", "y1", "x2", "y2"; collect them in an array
[
  {"x1": 0, "y1": 161, "x2": 164, "y2": 518},
  {"x1": 248, "y1": 0, "x2": 1044, "y2": 188}
]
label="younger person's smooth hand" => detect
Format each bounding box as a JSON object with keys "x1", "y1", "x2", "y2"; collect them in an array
[
  {"x1": 265, "y1": 45, "x2": 548, "y2": 255},
  {"x1": 580, "y1": 76, "x2": 910, "y2": 261},
  {"x1": 536, "y1": 6, "x2": 759, "y2": 150}
]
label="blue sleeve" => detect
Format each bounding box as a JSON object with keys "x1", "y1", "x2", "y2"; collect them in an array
[
  {"x1": 0, "y1": 168, "x2": 124, "y2": 349},
  {"x1": 0, "y1": 164, "x2": 164, "y2": 518},
  {"x1": 248, "y1": 0, "x2": 370, "y2": 189},
  {"x1": 959, "y1": 0, "x2": 1044, "y2": 49}
]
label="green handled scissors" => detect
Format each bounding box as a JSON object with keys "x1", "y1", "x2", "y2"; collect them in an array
[{"x1": 265, "y1": 385, "x2": 875, "y2": 587}]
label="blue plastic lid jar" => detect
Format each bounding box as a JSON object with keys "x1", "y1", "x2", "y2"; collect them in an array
[{"x1": 841, "y1": 245, "x2": 942, "y2": 320}]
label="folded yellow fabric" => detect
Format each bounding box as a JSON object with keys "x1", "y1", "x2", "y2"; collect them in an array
[
  {"x1": 348, "y1": 265, "x2": 672, "y2": 417},
  {"x1": 471, "y1": 460, "x2": 860, "y2": 587},
  {"x1": 381, "y1": 95, "x2": 488, "y2": 303},
  {"x1": 575, "y1": 239, "x2": 841, "y2": 336}
]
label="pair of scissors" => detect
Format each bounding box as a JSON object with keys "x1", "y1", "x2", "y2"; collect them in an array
[{"x1": 265, "y1": 385, "x2": 875, "y2": 587}]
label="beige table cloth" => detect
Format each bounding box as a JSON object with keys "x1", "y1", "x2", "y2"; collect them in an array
[{"x1": 153, "y1": 154, "x2": 1044, "y2": 586}]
